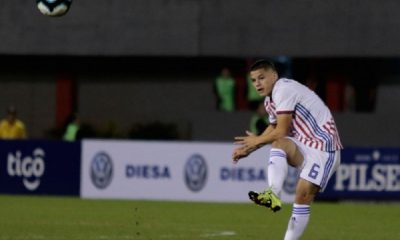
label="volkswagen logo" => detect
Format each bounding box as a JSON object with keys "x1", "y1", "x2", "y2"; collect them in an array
[
  {"x1": 90, "y1": 152, "x2": 113, "y2": 189},
  {"x1": 184, "y1": 154, "x2": 208, "y2": 192}
]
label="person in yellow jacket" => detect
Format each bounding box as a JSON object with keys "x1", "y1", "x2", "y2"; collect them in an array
[{"x1": 0, "y1": 106, "x2": 27, "y2": 139}]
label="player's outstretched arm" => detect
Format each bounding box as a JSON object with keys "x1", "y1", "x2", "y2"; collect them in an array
[
  {"x1": 232, "y1": 114, "x2": 292, "y2": 163},
  {"x1": 232, "y1": 145, "x2": 250, "y2": 163},
  {"x1": 232, "y1": 126, "x2": 273, "y2": 163}
]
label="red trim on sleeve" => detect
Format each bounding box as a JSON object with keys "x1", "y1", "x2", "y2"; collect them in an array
[{"x1": 276, "y1": 110, "x2": 294, "y2": 114}]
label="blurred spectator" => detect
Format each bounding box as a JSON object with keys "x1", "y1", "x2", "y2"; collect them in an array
[
  {"x1": 63, "y1": 112, "x2": 80, "y2": 141},
  {"x1": 214, "y1": 67, "x2": 235, "y2": 112},
  {"x1": 0, "y1": 106, "x2": 27, "y2": 139},
  {"x1": 249, "y1": 102, "x2": 269, "y2": 135}
]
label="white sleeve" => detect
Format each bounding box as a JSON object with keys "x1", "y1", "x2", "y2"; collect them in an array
[
  {"x1": 268, "y1": 112, "x2": 277, "y2": 124},
  {"x1": 264, "y1": 98, "x2": 277, "y2": 124},
  {"x1": 273, "y1": 83, "x2": 298, "y2": 114}
]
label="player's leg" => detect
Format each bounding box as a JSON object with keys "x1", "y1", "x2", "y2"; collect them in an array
[
  {"x1": 284, "y1": 179, "x2": 319, "y2": 240},
  {"x1": 268, "y1": 138, "x2": 304, "y2": 195},
  {"x1": 284, "y1": 150, "x2": 341, "y2": 240},
  {"x1": 249, "y1": 138, "x2": 303, "y2": 211}
]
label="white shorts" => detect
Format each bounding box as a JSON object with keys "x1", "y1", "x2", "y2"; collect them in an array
[{"x1": 287, "y1": 137, "x2": 341, "y2": 192}]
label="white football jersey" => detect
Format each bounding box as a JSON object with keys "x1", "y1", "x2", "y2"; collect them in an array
[{"x1": 265, "y1": 78, "x2": 343, "y2": 152}]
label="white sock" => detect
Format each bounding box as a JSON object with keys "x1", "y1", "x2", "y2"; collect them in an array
[
  {"x1": 284, "y1": 204, "x2": 311, "y2": 240},
  {"x1": 267, "y1": 148, "x2": 288, "y2": 196}
]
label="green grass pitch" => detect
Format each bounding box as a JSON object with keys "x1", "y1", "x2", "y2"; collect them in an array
[{"x1": 0, "y1": 195, "x2": 399, "y2": 240}]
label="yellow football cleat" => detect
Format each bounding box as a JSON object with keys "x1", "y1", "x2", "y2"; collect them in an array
[{"x1": 248, "y1": 188, "x2": 282, "y2": 212}]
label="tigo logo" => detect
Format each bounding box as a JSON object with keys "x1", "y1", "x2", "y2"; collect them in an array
[{"x1": 7, "y1": 148, "x2": 46, "y2": 191}]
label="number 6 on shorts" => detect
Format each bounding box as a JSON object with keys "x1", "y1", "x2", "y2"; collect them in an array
[{"x1": 308, "y1": 163, "x2": 320, "y2": 179}]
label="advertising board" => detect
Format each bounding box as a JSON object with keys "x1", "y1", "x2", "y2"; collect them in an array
[
  {"x1": 81, "y1": 140, "x2": 297, "y2": 202},
  {"x1": 320, "y1": 147, "x2": 400, "y2": 200},
  {"x1": 0, "y1": 140, "x2": 81, "y2": 195}
]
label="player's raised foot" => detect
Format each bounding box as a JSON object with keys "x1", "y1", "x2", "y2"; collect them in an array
[
  {"x1": 248, "y1": 191, "x2": 266, "y2": 206},
  {"x1": 248, "y1": 189, "x2": 282, "y2": 212}
]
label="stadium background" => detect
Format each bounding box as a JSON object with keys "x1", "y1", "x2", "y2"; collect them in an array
[
  {"x1": 0, "y1": 0, "x2": 399, "y2": 146},
  {"x1": 1, "y1": 1, "x2": 400, "y2": 239}
]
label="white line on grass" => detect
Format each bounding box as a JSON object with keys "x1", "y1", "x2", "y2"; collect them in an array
[{"x1": 201, "y1": 231, "x2": 237, "y2": 238}]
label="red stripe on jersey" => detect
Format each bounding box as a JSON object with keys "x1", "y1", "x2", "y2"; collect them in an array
[
  {"x1": 298, "y1": 135, "x2": 322, "y2": 150},
  {"x1": 308, "y1": 140, "x2": 314, "y2": 148},
  {"x1": 295, "y1": 114, "x2": 324, "y2": 146},
  {"x1": 323, "y1": 125, "x2": 333, "y2": 134},
  {"x1": 293, "y1": 118, "x2": 313, "y2": 140},
  {"x1": 311, "y1": 141, "x2": 318, "y2": 149},
  {"x1": 323, "y1": 122, "x2": 343, "y2": 149}
]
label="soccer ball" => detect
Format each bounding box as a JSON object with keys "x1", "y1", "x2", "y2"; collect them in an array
[{"x1": 36, "y1": 0, "x2": 72, "y2": 17}]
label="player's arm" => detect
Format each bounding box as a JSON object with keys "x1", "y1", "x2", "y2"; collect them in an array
[
  {"x1": 232, "y1": 113, "x2": 292, "y2": 162},
  {"x1": 254, "y1": 113, "x2": 292, "y2": 146},
  {"x1": 260, "y1": 122, "x2": 276, "y2": 136}
]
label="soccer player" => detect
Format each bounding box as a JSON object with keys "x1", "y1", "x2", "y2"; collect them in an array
[{"x1": 232, "y1": 59, "x2": 342, "y2": 240}]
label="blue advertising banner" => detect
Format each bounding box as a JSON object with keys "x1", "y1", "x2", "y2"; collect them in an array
[
  {"x1": 0, "y1": 140, "x2": 81, "y2": 195},
  {"x1": 319, "y1": 147, "x2": 400, "y2": 200}
]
